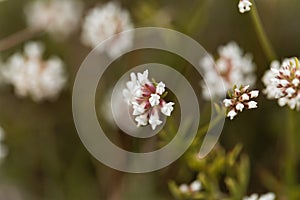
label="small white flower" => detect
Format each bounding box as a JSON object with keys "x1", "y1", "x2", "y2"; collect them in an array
[
  {"x1": 179, "y1": 180, "x2": 202, "y2": 194},
  {"x1": 137, "y1": 70, "x2": 149, "y2": 85},
  {"x1": 238, "y1": 0, "x2": 252, "y2": 13},
  {"x1": 149, "y1": 110, "x2": 162, "y2": 130},
  {"x1": 263, "y1": 57, "x2": 300, "y2": 111},
  {"x1": 156, "y1": 81, "x2": 165, "y2": 95},
  {"x1": 179, "y1": 184, "x2": 189, "y2": 193},
  {"x1": 25, "y1": 0, "x2": 83, "y2": 38},
  {"x1": 81, "y1": 2, "x2": 134, "y2": 58},
  {"x1": 292, "y1": 78, "x2": 300, "y2": 86},
  {"x1": 149, "y1": 94, "x2": 160, "y2": 106},
  {"x1": 249, "y1": 90, "x2": 259, "y2": 98},
  {"x1": 190, "y1": 180, "x2": 202, "y2": 192},
  {"x1": 286, "y1": 87, "x2": 295, "y2": 96},
  {"x1": 2, "y1": 42, "x2": 67, "y2": 102},
  {"x1": 132, "y1": 102, "x2": 146, "y2": 116},
  {"x1": 223, "y1": 99, "x2": 233, "y2": 107},
  {"x1": 236, "y1": 102, "x2": 244, "y2": 111},
  {"x1": 242, "y1": 93, "x2": 250, "y2": 101},
  {"x1": 248, "y1": 101, "x2": 258, "y2": 109},
  {"x1": 122, "y1": 70, "x2": 174, "y2": 130},
  {"x1": 161, "y1": 102, "x2": 175, "y2": 116},
  {"x1": 200, "y1": 42, "x2": 256, "y2": 100},
  {"x1": 243, "y1": 193, "x2": 258, "y2": 200},
  {"x1": 227, "y1": 110, "x2": 238, "y2": 120},
  {"x1": 259, "y1": 193, "x2": 276, "y2": 200},
  {"x1": 135, "y1": 113, "x2": 148, "y2": 127},
  {"x1": 224, "y1": 85, "x2": 259, "y2": 120}
]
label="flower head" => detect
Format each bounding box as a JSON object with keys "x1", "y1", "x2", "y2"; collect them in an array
[
  {"x1": 200, "y1": 42, "x2": 256, "y2": 100},
  {"x1": 223, "y1": 85, "x2": 259, "y2": 120},
  {"x1": 1, "y1": 42, "x2": 67, "y2": 102},
  {"x1": 238, "y1": 0, "x2": 252, "y2": 13},
  {"x1": 25, "y1": 0, "x2": 83, "y2": 38},
  {"x1": 81, "y1": 2, "x2": 134, "y2": 58},
  {"x1": 262, "y1": 57, "x2": 300, "y2": 111},
  {"x1": 123, "y1": 70, "x2": 175, "y2": 130}
]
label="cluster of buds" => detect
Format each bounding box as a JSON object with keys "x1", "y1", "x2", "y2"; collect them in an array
[
  {"x1": 238, "y1": 0, "x2": 252, "y2": 13},
  {"x1": 123, "y1": 70, "x2": 175, "y2": 130},
  {"x1": 262, "y1": 57, "x2": 300, "y2": 111},
  {"x1": 223, "y1": 85, "x2": 259, "y2": 120},
  {"x1": 179, "y1": 180, "x2": 202, "y2": 194}
]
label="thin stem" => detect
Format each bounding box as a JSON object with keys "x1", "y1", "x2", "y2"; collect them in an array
[
  {"x1": 192, "y1": 110, "x2": 225, "y2": 147},
  {"x1": 284, "y1": 109, "x2": 298, "y2": 188},
  {"x1": 250, "y1": 1, "x2": 277, "y2": 62},
  {"x1": 0, "y1": 27, "x2": 42, "y2": 52}
]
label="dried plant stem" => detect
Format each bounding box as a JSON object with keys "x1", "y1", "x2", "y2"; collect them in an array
[
  {"x1": 0, "y1": 27, "x2": 42, "y2": 52},
  {"x1": 250, "y1": 2, "x2": 277, "y2": 62}
]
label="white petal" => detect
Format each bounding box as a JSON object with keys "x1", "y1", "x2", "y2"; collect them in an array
[
  {"x1": 156, "y1": 81, "x2": 165, "y2": 95},
  {"x1": 149, "y1": 110, "x2": 162, "y2": 130},
  {"x1": 179, "y1": 184, "x2": 189, "y2": 193},
  {"x1": 243, "y1": 193, "x2": 258, "y2": 200},
  {"x1": 241, "y1": 93, "x2": 250, "y2": 101},
  {"x1": 223, "y1": 99, "x2": 233, "y2": 107},
  {"x1": 236, "y1": 102, "x2": 244, "y2": 111},
  {"x1": 259, "y1": 192, "x2": 275, "y2": 200},
  {"x1": 249, "y1": 90, "x2": 259, "y2": 98},
  {"x1": 248, "y1": 101, "x2": 257, "y2": 109},
  {"x1": 190, "y1": 180, "x2": 201, "y2": 192},
  {"x1": 227, "y1": 110, "x2": 237, "y2": 120},
  {"x1": 149, "y1": 94, "x2": 160, "y2": 106},
  {"x1": 135, "y1": 113, "x2": 148, "y2": 127},
  {"x1": 161, "y1": 102, "x2": 175, "y2": 116}
]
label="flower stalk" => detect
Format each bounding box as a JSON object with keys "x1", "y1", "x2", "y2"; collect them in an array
[{"x1": 250, "y1": 1, "x2": 277, "y2": 62}]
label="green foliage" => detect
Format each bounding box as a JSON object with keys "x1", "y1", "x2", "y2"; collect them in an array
[{"x1": 169, "y1": 144, "x2": 250, "y2": 200}]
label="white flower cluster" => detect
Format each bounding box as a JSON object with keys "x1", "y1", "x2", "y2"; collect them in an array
[
  {"x1": 223, "y1": 85, "x2": 259, "y2": 120},
  {"x1": 0, "y1": 127, "x2": 8, "y2": 162},
  {"x1": 81, "y1": 2, "x2": 134, "y2": 58},
  {"x1": 238, "y1": 0, "x2": 252, "y2": 13},
  {"x1": 262, "y1": 57, "x2": 300, "y2": 111},
  {"x1": 25, "y1": 0, "x2": 83, "y2": 38},
  {"x1": 200, "y1": 42, "x2": 256, "y2": 100},
  {"x1": 179, "y1": 180, "x2": 202, "y2": 194},
  {"x1": 1, "y1": 42, "x2": 67, "y2": 102},
  {"x1": 123, "y1": 70, "x2": 175, "y2": 130},
  {"x1": 243, "y1": 192, "x2": 275, "y2": 200}
]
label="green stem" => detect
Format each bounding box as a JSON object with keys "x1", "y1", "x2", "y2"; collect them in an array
[
  {"x1": 250, "y1": 1, "x2": 277, "y2": 62},
  {"x1": 284, "y1": 110, "x2": 298, "y2": 187},
  {"x1": 192, "y1": 109, "x2": 225, "y2": 148}
]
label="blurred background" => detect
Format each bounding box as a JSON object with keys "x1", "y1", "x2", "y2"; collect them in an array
[{"x1": 0, "y1": 0, "x2": 300, "y2": 199}]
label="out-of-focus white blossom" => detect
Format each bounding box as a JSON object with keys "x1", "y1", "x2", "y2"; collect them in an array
[
  {"x1": 179, "y1": 180, "x2": 202, "y2": 194},
  {"x1": 223, "y1": 85, "x2": 259, "y2": 120},
  {"x1": 81, "y1": 2, "x2": 134, "y2": 58},
  {"x1": 1, "y1": 41, "x2": 67, "y2": 102},
  {"x1": 122, "y1": 70, "x2": 174, "y2": 130},
  {"x1": 25, "y1": 0, "x2": 83, "y2": 38},
  {"x1": 0, "y1": 126, "x2": 8, "y2": 162},
  {"x1": 262, "y1": 57, "x2": 300, "y2": 111},
  {"x1": 200, "y1": 42, "x2": 256, "y2": 100},
  {"x1": 243, "y1": 192, "x2": 275, "y2": 200},
  {"x1": 238, "y1": 0, "x2": 252, "y2": 13}
]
